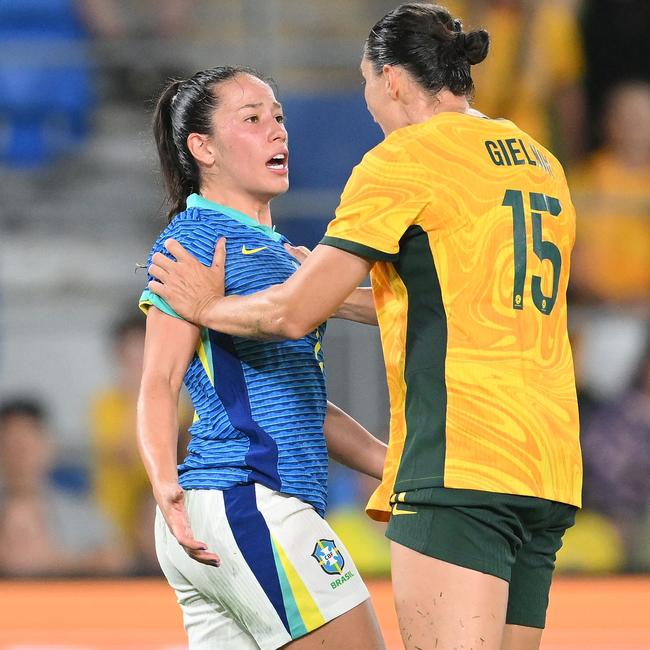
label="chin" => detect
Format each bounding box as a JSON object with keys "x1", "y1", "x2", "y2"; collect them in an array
[
  {"x1": 271, "y1": 178, "x2": 290, "y2": 196},
  {"x1": 258, "y1": 182, "x2": 289, "y2": 203}
]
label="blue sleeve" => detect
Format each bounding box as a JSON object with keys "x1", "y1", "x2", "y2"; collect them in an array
[{"x1": 139, "y1": 212, "x2": 222, "y2": 320}]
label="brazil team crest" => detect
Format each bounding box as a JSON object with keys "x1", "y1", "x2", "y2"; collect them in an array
[{"x1": 311, "y1": 539, "x2": 345, "y2": 575}]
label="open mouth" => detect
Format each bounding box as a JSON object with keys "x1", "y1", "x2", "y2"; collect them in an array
[{"x1": 266, "y1": 153, "x2": 287, "y2": 170}]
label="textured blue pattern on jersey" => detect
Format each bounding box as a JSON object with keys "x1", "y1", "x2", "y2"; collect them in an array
[{"x1": 143, "y1": 205, "x2": 328, "y2": 515}]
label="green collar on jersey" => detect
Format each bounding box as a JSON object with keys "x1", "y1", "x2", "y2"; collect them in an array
[{"x1": 186, "y1": 194, "x2": 281, "y2": 241}]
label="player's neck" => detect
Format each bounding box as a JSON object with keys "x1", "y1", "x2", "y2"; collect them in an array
[
  {"x1": 404, "y1": 90, "x2": 471, "y2": 125},
  {"x1": 199, "y1": 188, "x2": 273, "y2": 228}
]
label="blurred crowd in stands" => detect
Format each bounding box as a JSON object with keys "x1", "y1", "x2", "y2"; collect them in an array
[{"x1": 0, "y1": 0, "x2": 648, "y2": 578}]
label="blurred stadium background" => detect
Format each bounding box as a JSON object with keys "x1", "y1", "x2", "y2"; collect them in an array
[{"x1": 0, "y1": 1, "x2": 648, "y2": 648}]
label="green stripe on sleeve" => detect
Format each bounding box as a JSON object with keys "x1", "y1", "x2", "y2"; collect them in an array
[{"x1": 320, "y1": 236, "x2": 399, "y2": 262}]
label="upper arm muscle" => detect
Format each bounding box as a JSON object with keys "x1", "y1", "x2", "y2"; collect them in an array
[{"x1": 142, "y1": 307, "x2": 200, "y2": 390}]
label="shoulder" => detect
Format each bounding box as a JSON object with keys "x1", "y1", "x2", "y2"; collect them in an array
[
  {"x1": 148, "y1": 208, "x2": 245, "y2": 265},
  {"x1": 350, "y1": 126, "x2": 430, "y2": 187},
  {"x1": 161, "y1": 207, "x2": 231, "y2": 241},
  {"x1": 358, "y1": 116, "x2": 462, "y2": 173},
  {"x1": 360, "y1": 126, "x2": 422, "y2": 166}
]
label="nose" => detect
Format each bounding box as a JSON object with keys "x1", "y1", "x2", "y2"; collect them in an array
[{"x1": 269, "y1": 120, "x2": 287, "y2": 143}]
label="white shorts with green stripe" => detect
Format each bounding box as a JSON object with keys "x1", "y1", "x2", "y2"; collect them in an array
[{"x1": 155, "y1": 483, "x2": 370, "y2": 649}]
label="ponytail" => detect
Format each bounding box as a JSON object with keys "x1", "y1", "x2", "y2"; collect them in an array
[{"x1": 153, "y1": 80, "x2": 194, "y2": 222}]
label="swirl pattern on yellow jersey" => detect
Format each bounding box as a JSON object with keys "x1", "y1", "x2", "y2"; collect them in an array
[{"x1": 323, "y1": 112, "x2": 581, "y2": 521}]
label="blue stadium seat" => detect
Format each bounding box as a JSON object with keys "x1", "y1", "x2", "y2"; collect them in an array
[
  {"x1": 276, "y1": 93, "x2": 382, "y2": 245},
  {"x1": 282, "y1": 92, "x2": 382, "y2": 190},
  {"x1": 0, "y1": 0, "x2": 93, "y2": 167}
]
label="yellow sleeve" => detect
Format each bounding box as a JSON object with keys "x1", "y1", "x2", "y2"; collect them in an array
[{"x1": 321, "y1": 139, "x2": 431, "y2": 261}]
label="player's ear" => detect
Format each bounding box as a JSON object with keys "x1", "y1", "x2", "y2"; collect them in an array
[
  {"x1": 187, "y1": 132, "x2": 217, "y2": 168},
  {"x1": 382, "y1": 64, "x2": 400, "y2": 100}
]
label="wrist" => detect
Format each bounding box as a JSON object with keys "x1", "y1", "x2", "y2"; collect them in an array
[
  {"x1": 195, "y1": 293, "x2": 222, "y2": 328},
  {"x1": 153, "y1": 480, "x2": 182, "y2": 503}
]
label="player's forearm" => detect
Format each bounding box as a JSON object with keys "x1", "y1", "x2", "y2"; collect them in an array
[
  {"x1": 324, "y1": 402, "x2": 386, "y2": 480},
  {"x1": 137, "y1": 375, "x2": 183, "y2": 497},
  {"x1": 334, "y1": 287, "x2": 378, "y2": 326},
  {"x1": 200, "y1": 248, "x2": 374, "y2": 338},
  {"x1": 202, "y1": 285, "x2": 322, "y2": 341}
]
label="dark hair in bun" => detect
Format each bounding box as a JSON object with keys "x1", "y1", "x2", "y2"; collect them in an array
[{"x1": 364, "y1": 3, "x2": 489, "y2": 97}]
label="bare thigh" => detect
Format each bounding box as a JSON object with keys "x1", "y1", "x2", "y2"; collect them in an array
[
  {"x1": 283, "y1": 600, "x2": 385, "y2": 650},
  {"x1": 500, "y1": 624, "x2": 543, "y2": 650},
  {"x1": 391, "y1": 541, "x2": 509, "y2": 650}
]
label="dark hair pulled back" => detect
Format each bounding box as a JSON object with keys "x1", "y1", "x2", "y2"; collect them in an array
[
  {"x1": 365, "y1": 3, "x2": 489, "y2": 98},
  {"x1": 153, "y1": 66, "x2": 271, "y2": 222}
]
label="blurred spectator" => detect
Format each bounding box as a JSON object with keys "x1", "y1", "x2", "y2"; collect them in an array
[
  {"x1": 568, "y1": 80, "x2": 650, "y2": 411},
  {"x1": 578, "y1": 340, "x2": 650, "y2": 571},
  {"x1": 0, "y1": 397, "x2": 128, "y2": 577},
  {"x1": 581, "y1": 0, "x2": 650, "y2": 151},
  {"x1": 79, "y1": 0, "x2": 193, "y2": 39},
  {"x1": 90, "y1": 313, "x2": 191, "y2": 574},
  {"x1": 81, "y1": 0, "x2": 194, "y2": 104},
  {"x1": 570, "y1": 81, "x2": 650, "y2": 305},
  {"x1": 447, "y1": 0, "x2": 586, "y2": 163}
]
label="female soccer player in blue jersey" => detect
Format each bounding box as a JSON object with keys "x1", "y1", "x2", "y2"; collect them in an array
[{"x1": 137, "y1": 66, "x2": 386, "y2": 649}]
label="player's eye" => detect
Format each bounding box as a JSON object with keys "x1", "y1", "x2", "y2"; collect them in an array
[
  {"x1": 275, "y1": 114, "x2": 285, "y2": 124},
  {"x1": 245, "y1": 115, "x2": 259, "y2": 123}
]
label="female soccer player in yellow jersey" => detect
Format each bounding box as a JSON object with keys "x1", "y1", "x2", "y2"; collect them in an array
[{"x1": 147, "y1": 4, "x2": 582, "y2": 649}]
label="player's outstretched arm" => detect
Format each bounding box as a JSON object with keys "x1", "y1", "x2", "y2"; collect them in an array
[
  {"x1": 284, "y1": 243, "x2": 378, "y2": 326},
  {"x1": 148, "y1": 239, "x2": 373, "y2": 339},
  {"x1": 137, "y1": 307, "x2": 220, "y2": 567},
  {"x1": 333, "y1": 287, "x2": 378, "y2": 326},
  {"x1": 324, "y1": 402, "x2": 386, "y2": 480}
]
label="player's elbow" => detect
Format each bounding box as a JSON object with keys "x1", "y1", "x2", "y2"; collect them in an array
[
  {"x1": 273, "y1": 313, "x2": 312, "y2": 340},
  {"x1": 261, "y1": 287, "x2": 313, "y2": 340}
]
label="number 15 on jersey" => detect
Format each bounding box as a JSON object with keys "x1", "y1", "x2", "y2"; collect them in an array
[{"x1": 502, "y1": 189, "x2": 563, "y2": 316}]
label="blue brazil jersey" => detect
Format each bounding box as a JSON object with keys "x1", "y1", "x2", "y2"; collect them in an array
[{"x1": 140, "y1": 195, "x2": 328, "y2": 516}]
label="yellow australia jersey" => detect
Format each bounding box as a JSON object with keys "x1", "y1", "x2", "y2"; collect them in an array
[{"x1": 321, "y1": 112, "x2": 582, "y2": 521}]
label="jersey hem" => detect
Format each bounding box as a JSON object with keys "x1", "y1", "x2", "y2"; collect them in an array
[
  {"x1": 180, "y1": 481, "x2": 327, "y2": 518},
  {"x1": 393, "y1": 480, "x2": 582, "y2": 508}
]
